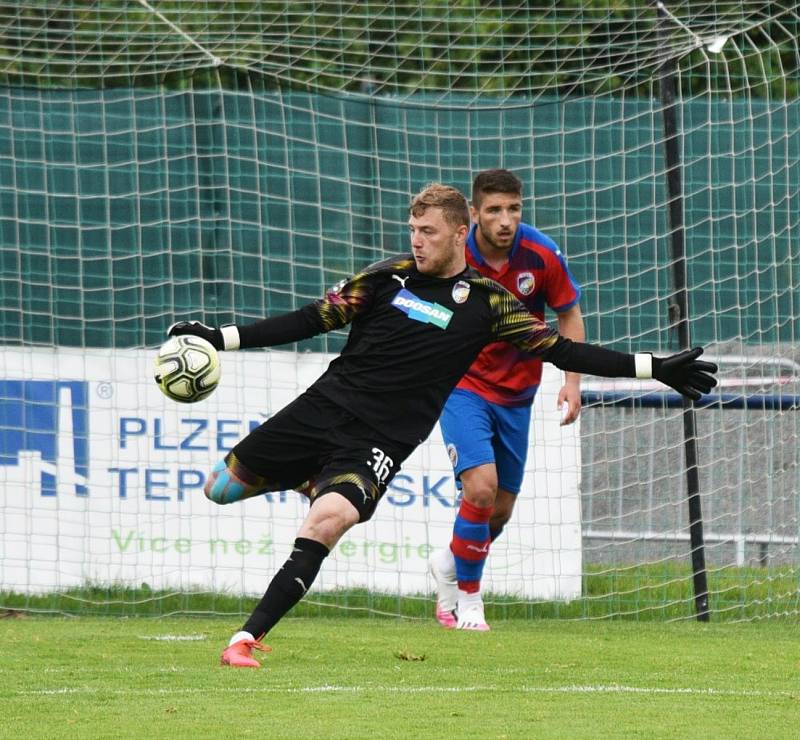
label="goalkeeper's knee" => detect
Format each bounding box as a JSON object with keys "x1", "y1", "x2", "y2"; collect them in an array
[{"x1": 205, "y1": 460, "x2": 247, "y2": 505}]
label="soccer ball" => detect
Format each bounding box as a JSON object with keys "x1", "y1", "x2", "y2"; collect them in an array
[{"x1": 154, "y1": 335, "x2": 220, "y2": 403}]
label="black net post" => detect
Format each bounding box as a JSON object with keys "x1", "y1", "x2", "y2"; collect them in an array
[{"x1": 657, "y1": 2, "x2": 710, "y2": 622}]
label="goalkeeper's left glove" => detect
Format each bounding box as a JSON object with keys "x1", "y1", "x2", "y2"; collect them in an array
[
  {"x1": 167, "y1": 321, "x2": 240, "y2": 351},
  {"x1": 638, "y1": 347, "x2": 718, "y2": 401}
]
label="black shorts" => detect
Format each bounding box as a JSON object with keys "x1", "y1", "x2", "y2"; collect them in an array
[{"x1": 230, "y1": 386, "x2": 415, "y2": 522}]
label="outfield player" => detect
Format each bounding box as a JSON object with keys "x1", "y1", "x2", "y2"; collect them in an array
[
  {"x1": 431, "y1": 169, "x2": 584, "y2": 631},
  {"x1": 169, "y1": 183, "x2": 717, "y2": 668}
]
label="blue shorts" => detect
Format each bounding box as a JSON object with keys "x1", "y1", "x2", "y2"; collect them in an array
[{"x1": 438, "y1": 388, "x2": 534, "y2": 495}]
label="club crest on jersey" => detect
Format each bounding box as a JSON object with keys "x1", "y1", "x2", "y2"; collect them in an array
[
  {"x1": 517, "y1": 271, "x2": 535, "y2": 296},
  {"x1": 391, "y1": 288, "x2": 453, "y2": 329},
  {"x1": 446, "y1": 443, "x2": 458, "y2": 467},
  {"x1": 451, "y1": 280, "x2": 470, "y2": 304}
]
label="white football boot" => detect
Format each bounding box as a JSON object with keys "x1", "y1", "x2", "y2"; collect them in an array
[
  {"x1": 429, "y1": 547, "x2": 459, "y2": 628},
  {"x1": 456, "y1": 590, "x2": 490, "y2": 632}
]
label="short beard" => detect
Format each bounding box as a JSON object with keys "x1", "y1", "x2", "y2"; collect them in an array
[{"x1": 478, "y1": 223, "x2": 512, "y2": 251}]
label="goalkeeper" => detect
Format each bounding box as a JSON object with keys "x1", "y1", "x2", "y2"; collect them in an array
[{"x1": 169, "y1": 183, "x2": 717, "y2": 668}]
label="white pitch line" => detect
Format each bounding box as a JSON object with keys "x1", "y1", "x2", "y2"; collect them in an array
[{"x1": 17, "y1": 684, "x2": 796, "y2": 699}]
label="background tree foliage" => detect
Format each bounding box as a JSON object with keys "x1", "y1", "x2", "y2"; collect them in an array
[{"x1": 0, "y1": 1, "x2": 797, "y2": 98}]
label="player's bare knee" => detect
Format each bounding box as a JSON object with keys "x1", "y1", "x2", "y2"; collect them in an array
[
  {"x1": 460, "y1": 464, "x2": 498, "y2": 509},
  {"x1": 324, "y1": 495, "x2": 360, "y2": 529},
  {"x1": 304, "y1": 512, "x2": 354, "y2": 543},
  {"x1": 300, "y1": 492, "x2": 359, "y2": 546},
  {"x1": 311, "y1": 478, "x2": 381, "y2": 524},
  {"x1": 462, "y1": 480, "x2": 497, "y2": 509}
]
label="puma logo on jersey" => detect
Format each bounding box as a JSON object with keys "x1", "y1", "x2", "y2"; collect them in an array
[{"x1": 391, "y1": 274, "x2": 409, "y2": 288}]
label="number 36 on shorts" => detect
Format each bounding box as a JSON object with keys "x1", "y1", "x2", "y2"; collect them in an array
[{"x1": 368, "y1": 447, "x2": 394, "y2": 482}]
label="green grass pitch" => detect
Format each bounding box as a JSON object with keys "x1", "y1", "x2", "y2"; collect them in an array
[{"x1": 1, "y1": 615, "x2": 798, "y2": 738}]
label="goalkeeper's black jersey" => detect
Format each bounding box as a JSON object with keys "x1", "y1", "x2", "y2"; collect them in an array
[{"x1": 237, "y1": 255, "x2": 633, "y2": 445}]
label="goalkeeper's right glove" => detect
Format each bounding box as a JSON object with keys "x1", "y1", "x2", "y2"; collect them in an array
[
  {"x1": 642, "y1": 347, "x2": 718, "y2": 401},
  {"x1": 168, "y1": 321, "x2": 240, "y2": 351}
]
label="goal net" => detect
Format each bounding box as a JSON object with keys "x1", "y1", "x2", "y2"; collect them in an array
[{"x1": 1, "y1": 2, "x2": 799, "y2": 620}]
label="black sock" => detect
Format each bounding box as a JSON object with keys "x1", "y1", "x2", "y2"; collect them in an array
[{"x1": 242, "y1": 537, "x2": 329, "y2": 640}]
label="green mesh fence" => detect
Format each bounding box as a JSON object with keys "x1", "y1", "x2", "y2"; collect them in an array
[{"x1": 2, "y1": 87, "x2": 799, "y2": 351}]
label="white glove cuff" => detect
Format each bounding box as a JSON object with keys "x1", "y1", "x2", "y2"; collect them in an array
[
  {"x1": 220, "y1": 325, "x2": 241, "y2": 351},
  {"x1": 634, "y1": 352, "x2": 653, "y2": 379}
]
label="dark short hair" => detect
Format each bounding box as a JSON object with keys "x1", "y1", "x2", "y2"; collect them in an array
[
  {"x1": 409, "y1": 183, "x2": 470, "y2": 228},
  {"x1": 471, "y1": 169, "x2": 523, "y2": 208}
]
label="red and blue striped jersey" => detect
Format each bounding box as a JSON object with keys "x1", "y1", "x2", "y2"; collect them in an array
[{"x1": 455, "y1": 222, "x2": 581, "y2": 406}]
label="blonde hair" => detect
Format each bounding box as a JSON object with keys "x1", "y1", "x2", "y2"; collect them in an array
[{"x1": 409, "y1": 183, "x2": 470, "y2": 228}]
